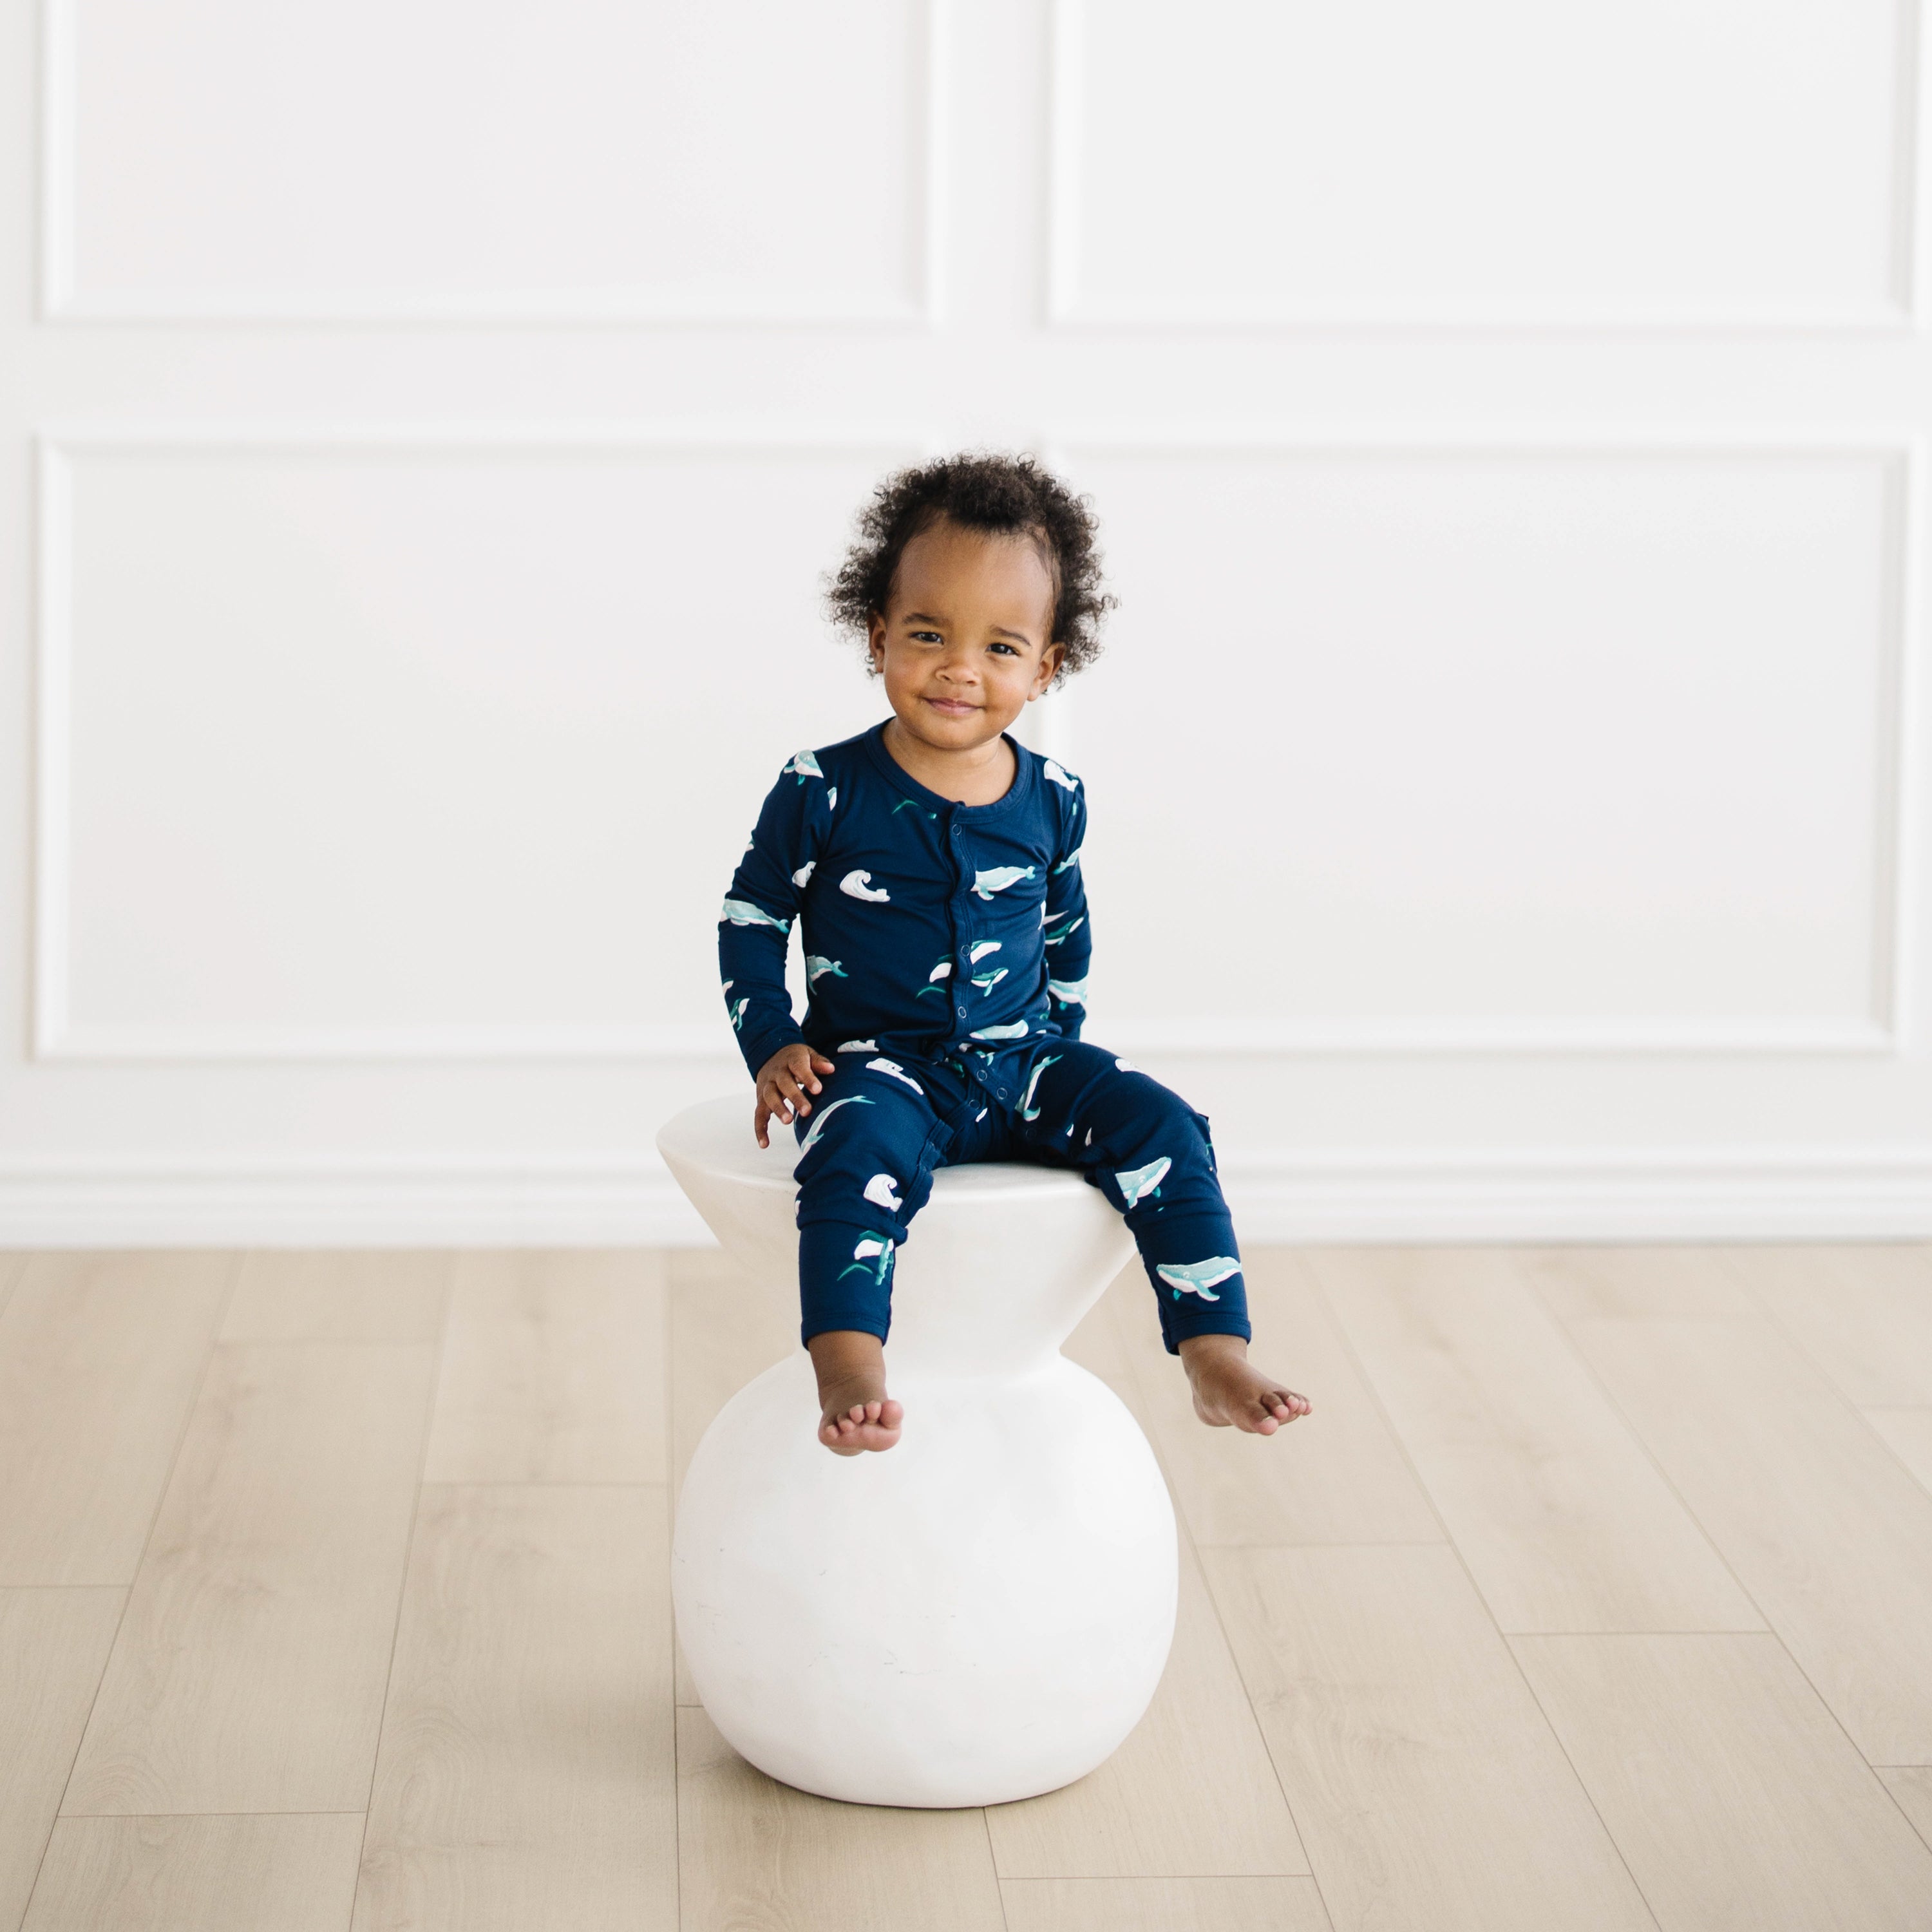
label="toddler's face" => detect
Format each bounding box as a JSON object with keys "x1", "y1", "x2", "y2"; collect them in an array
[{"x1": 868, "y1": 518, "x2": 1064, "y2": 756}]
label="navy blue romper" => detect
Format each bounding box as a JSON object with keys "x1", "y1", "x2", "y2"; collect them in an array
[{"x1": 718, "y1": 721, "x2": 1251, "y2": 1354}]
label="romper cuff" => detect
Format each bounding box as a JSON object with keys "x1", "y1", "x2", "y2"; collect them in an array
[{"x1": 737, "y1": 1016, "x2": 807, "y2": 1080}]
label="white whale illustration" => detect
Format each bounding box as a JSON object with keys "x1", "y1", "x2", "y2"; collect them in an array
[
  {"x1": 929, "y1": 960, "x2": 953, "y2": 979},
  {"x1": 1043, "y1": 913, "x2": 1085, "y2": 947},
  {"x1": 806, "y1": 956, "x2": 848, "y2": 985},
  {"x1": 837, "y1": 1039, "x2": 878, "y2": 1053},
  {"x1": 864, "y1": 1172, "x2": 903, "y2": 1211},
  {"x1": 840, "y1": 870, "x2": 891, "y2": 903},
  {"x1": 1043, "y1": 759, "x2": 1080, "y2": 792},
  {"x1": 968, "y1": 940, "x2": 1002, "y2": 963},
  {"x1": 721, "y1": 898, "x2": 791, "y2": 933},
  {"x1": 1116, "y1": 1058, "x2": 1137, "y2": 1073},
  {"x1": 784, "y1": 748, "x2": 824, "y2": 781},
  {"x1": 728, "y1": 997, "x2": 749, "y2": 1030},
  {"x1": 1155, "y1": 1256, "x2": 1242, "y2": 1302},
  {"x1": 972, "y1": 866, "x2": 1036, "y2": 899},
  {"x1": 916, "y1": 958, "x2": 954, "y2": 998},
  {"x1": 797, "y1": 1094, "x2": 873, "y2": 1157},
  {"x1": 971, "y1": 968, "x2": 1009, "y2": 994},
  {"x1": 827, "y1": 786, "x2": 837, "y2": 810},
  {"x1": 865, "y1": 1057, "x2": 925, "y2": 1095},
  {"x1": 1115, "y1": 1156, "x2": 1171, "y2": 1209},
  {"x1": 1048, "y1": 976, "x2": 1088, "y2": 1007},
  {"x1": 971, "y1": 1021, "x2": 1029, "y2": 1041},
  {"x1": 1018, "y1": 1054, "x2": 1062, "y2": 1121},
  {"x1": 791, "y1": 860, "x2": 817, "y2": 888}
]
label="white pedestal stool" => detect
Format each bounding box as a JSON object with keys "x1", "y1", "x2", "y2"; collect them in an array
[{"x1": 658, "y1": 1095, "x2": 1179, "y2": 1809}]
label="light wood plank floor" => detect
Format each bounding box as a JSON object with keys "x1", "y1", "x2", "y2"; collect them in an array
[{"x1": 3, "y1": 1242, "x2": 1931, "y2": 1932}]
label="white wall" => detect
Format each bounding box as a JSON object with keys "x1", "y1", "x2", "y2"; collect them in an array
[{"x1": 4, "y1": 0, "x2": 1930, "y2": 1242}]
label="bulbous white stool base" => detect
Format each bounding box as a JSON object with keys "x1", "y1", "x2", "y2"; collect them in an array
[{"x1": 659, "y1": 1096, "x2": 1179, "y2": 1809}]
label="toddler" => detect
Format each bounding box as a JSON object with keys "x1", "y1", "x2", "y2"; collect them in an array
[{"x1": 719, "y1": 453, "x2": 1311, "y2": 1454}]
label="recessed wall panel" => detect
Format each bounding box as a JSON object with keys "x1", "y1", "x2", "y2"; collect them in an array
[
  {"x1": 1060, "y1": 446, "x2": 1900, "y2": 1045},
  {"x1": 54, "y1": 0, "x2": 932, "y2": 318},
  {"x1": 1056, "y1": 0, "x2": 1909, "y2": 325},
  {"x1": 47, "y1": 439, "x2": 904, "y2": 1051}
]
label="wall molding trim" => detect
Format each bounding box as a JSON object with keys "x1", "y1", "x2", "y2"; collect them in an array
[
  {"x1": 1045, "y1": 0, "x2": 1927, "y2": 334},
  {"x1": 3, "y1": 1144, "x2": 1931, "y2": 1246},
  {"x1": 39, "y1": 0, "x2": 950, "y2": 326}
]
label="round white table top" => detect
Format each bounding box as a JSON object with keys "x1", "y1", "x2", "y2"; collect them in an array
[{"x1": 658, "y1": 1095, "x2": 1101, "y2": 1202}]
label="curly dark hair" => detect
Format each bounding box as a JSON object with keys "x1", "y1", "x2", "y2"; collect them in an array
[{"x1": 825, "y1": 452, "x2": 1114, "y2": 683}]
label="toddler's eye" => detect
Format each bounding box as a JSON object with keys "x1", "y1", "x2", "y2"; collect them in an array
[
  {"x1": 989, "y1": 642, "x2": 1018, "y2": 656},
  {"x1": 910, "y1": 630, "x2": 942, "y2": 645}
]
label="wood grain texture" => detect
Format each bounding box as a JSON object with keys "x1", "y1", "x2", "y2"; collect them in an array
[
  {"x1": 1202, "y1": 1544, "x2": 1653, "y2": 1932},
  {"x1": 23, "y1": 1814, "x2": 366, "y2": 1932},
  {"x1": 1730, "y1": 1244, "x2": 1932, "y2": 1408},
  {"x1": 1866, "y1": 1408, "x2": 1932, "y2": 1492},
  {"x1": 62, "y1": 1341, "x2": 436, "y2": 1815},
  {"x1": 676, "y1": 1707, "x2": 1007, "y2": 1932},
  {"x1": 1312, "y1": 1245, "x2": 1759, "y2": 1632},
  {"x1": 986, "y1": 1539, "x2": 1307, "y2": 1878},
  {"x1": 0, "y1": 1252, "x2": 232, "y2": 1586},
  {"x1": 1520, "y1": 1243, "x2": 1759, "y2": 1325},
  {"x1": 1118, "y1": 1250, "x2": 1442, "y2": 1547},
  {"x1": 1514, "y1": 1633, "x2": 1932, "y2": 1931},
  {"x1": 352, "y1": 1484, "x2": 676, "y2": 1932},
  {"x1": 1880, "y1": 1768, "x2": 1932, "y2": 1849},
  {"x1": 1564, "y1": 1314, "x2": 1932, "y2": 1762},
  {"x1": 0, "y1": 1588, "x2": 126, "y2": 1932},
  {"x1": 223, "y1": 1249, "x2": 453, "y2": 1343},
  {"x1": 426, "y1": 1249, "x2": 667, "y2": 1484},
  {"x1": 999, "y1": 1876, "x2": 1333, "y2": 1931}
]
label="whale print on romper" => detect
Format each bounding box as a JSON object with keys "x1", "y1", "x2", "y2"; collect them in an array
[
  {"x1": 721, "y1": 898, "x2": 791, "y2": 933},
  {"x1": 797, "y1": 1095, "x2": 874, "y2": 1157},
  {"x1": 1155, "y1": 1257, "x2": 1242, "y2": 1302},
  {"x1": 791, "y1": 860, "x2": 816, "y2": 888},
  {"x1": 837, "y1": 1039, "x2": 878, "y2": 1053},
  {"x1": 971, "y1": 969, "x2": 1009, "y2": 994},
  {"x1": 972, "y1": 1021, "x2": 1029, "y2": 1041},
  {"x1": 806, "y1": 956, "x2": 848, "y2": 986},
  {"x1": 866, "y1": 1057, "x2": 925, "y2": 1096},
  {"x1": 972, "y1": 866, "x2": 1036, "y2": 900},
  {"x1": 916, "y1": 959, "x2": 954, "y2": 999},
  {"x1": 1018, "y1": 1055, "x2": 1062, "y2": 1122},
  {"x1": 1044, "y1": 909, "x2": 1084, "y2": 948},
  {"x1": 1115, "y1": 1156, "x2": 1171, "y2": 1209},
  {"x1": 784, "y1": 749, "x2": 824, "y2": 782},
  {"x1": 1043, "y1": 759, "x2": 1079, "y2": 792},
  {"x1": 838, "y1": 1235, "x2": 896, "y2": 1287},
  {"x1": 863, "y1": 1172, "x2": 904, "y2": 1212},
  {"x1": 1048, "y1": 976, "x2": 1088, "y2": 1007},
  {"x1": 840, "y1": 871, "x2": 891, "y2": 903},
  {"x1": 723, "y1": 978, "x2": 750, "y2": 1030}
]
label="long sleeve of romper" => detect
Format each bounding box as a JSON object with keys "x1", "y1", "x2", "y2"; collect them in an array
[
  {"x1": 718, "y1": 753, "x2": 826, "y2": 1078},
  {"x1": 1043, "y1": 773, "x2": 1092, "y2": 1041}
]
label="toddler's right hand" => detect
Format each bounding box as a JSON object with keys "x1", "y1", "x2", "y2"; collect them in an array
[{"x1": 755, "y1": 1044, "x2": 838, "y2": 1148}]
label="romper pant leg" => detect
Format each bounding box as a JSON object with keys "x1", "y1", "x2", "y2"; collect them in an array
[
  {"x1": 789, "y1": 1055, "x2": 959, "y2": 1347},
  {"x1": 1010, "y1": 1040, "x2": 1251, "y2": 1354}
]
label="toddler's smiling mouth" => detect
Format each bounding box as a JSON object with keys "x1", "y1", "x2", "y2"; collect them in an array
[{"x1": 924, "y1": 696, "x2": 978, "y2": 715}]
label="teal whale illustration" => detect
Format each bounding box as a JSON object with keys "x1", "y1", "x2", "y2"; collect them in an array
[
  {"x1": 863, "y1": 1172, "x2": 903, "y2": 1212},
  {"x1": 1018, "y1": 1054, "x2": 1062, "y2": 1121},
  {"x1": 840, "y1": 869, "x2": 891, "y2": 903},
  {"x1": 970, "y1": 968, "x2": 1009, "y2": 994},
  {"x1": 827, "y1": 786, "x2": 838, "y2": 810},
  {"x1": 721, "y1": 897, "x2": 791, "y2": 933},
  {"x1": 891, "y1": 798, "x2": 936, "y2": 819},
  {"x1": 1048, "y1": 976, "x2": 1088, "y2": 1007},
  {"x1": 1115, "y1": 1156, "x2": 1171, "y2": 1208},
  {"x1": 971, "y1": 1021, "x2": 1029, "y2": 1041},
  {"x1": 806, "y1": 956, "x2": 848, "y2": 986},
  {"x1": 968, "y1": 940, "x2": 1002, "y2": 964},
  {"x1": 1052, "y1": 850, "x2": 1081, "y2": 873},
  {"x1": 1043, "y1": 759, "x2": 1080, "y2": 792},
  {"x1": 784, "y1": 749, "x2": 823, "y2": 781},
  {"x1": 1043, "y1": 911, "x2": 1084, "y2": 947},
  {"x1": 791, "y1": 860, "x2": 816, "y2": 888},
  {"x1": 837, "y1": 1038, "x2": 878, "y2": 1053},
  {"x1": 797, "y1": 1095, "x2": 874, "y2": 1157},
  {"x1": 866, "y1": 1057, "x2": 925, "y2": 1095},
  {"x1": 1155, "y1": 1256, "x2": 1242, "y2": 1302},
  {"x1": 972, "y1": 866, "x2": 1036, "y2": 899},
  {"x1": 727, "y1": 997, "x2": 749, "y2": 1030},
  {"x1": 837, "y1": 1234, "x2": 896, "y2": 1287}
]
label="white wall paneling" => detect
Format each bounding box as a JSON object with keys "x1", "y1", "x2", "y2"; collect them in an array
[
  {"x1": 41, "y1": 0, "x2": 948, "y2": 322},
  {"x1": 1049, "y1": 0, "x2": 1924, "y2": 329},
  {"x1": 33, "y1": 428, "x2": 923, "y2": 1060},
  {"x1": 1052, "y1": 437, "x2": 1918, "y2": 1057}
]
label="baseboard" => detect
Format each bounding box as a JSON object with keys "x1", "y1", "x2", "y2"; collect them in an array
[{"x1": 2, "y1": 1146, "x2": 1931, "y2": 1247}]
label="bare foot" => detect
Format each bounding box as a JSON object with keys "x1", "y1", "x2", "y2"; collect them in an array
[
  {"x1": 1178, "y1": 1334, "x2": 1311, "y2": 1435},
  {"x1": 806, "y1": 1329, "x2": 904, "y2": 1455}
]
